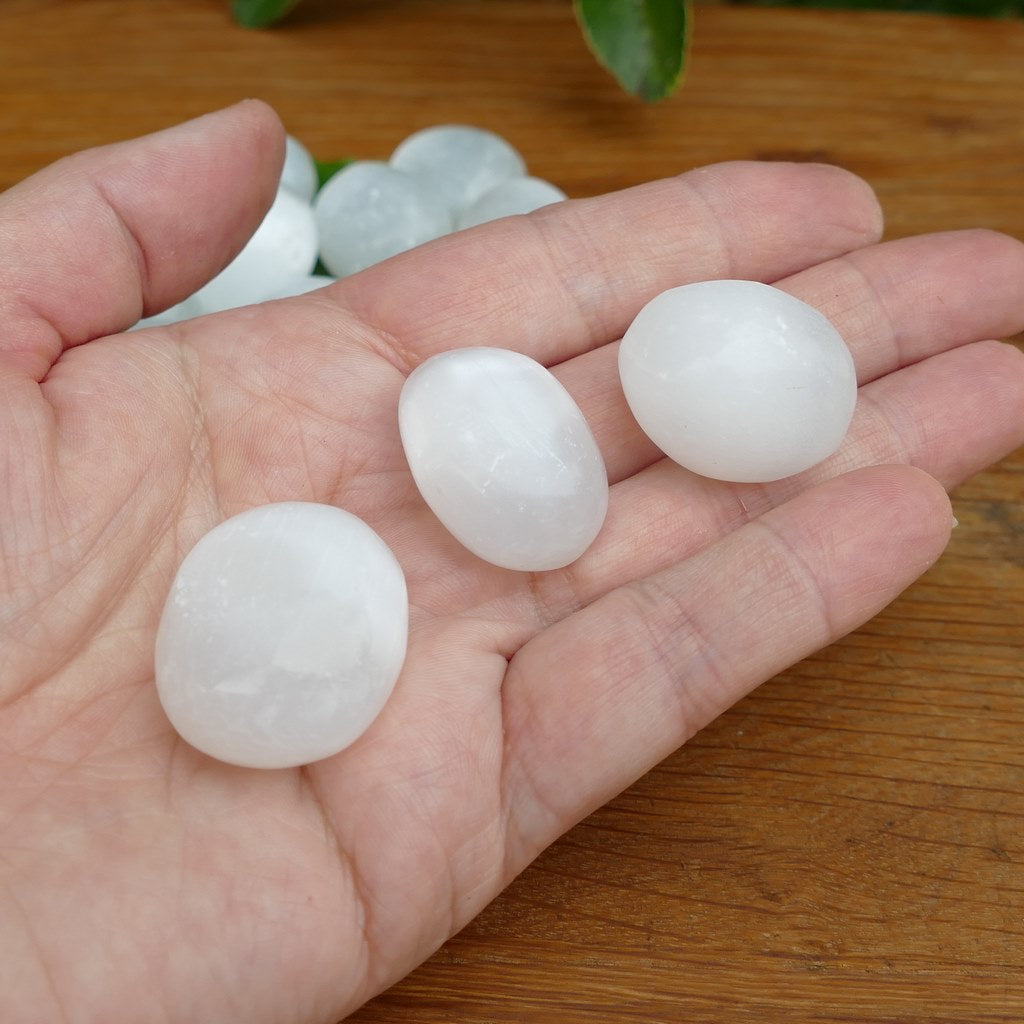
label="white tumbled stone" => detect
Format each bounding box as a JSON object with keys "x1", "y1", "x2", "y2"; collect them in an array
[
  {"x1": 191, "y1": 187, "x2": 320, "y2": 314},
  {"x1": 456, "y1": 176, "x2": 567, "y2": 229},
  {"x1": 314, "y1": 160, "x2": 452, "y2": 277},
  {"x1": 399, "y1": 347, "x2": 608, "y2": 571},
  {"x1": 280, "y1": 135, "x2": 319, "y2": 202},
  {"x1": 618, "y1": 280, "x2": 857, "y2": 483},
  {"x1": 155, "y1": 503, "x2": 408, "y2": 770},
  {"x1": 390, "y1": 124, "x2": 527, "y2": 217}
]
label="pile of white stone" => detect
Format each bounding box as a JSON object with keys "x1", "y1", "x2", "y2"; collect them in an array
[{"x1": 136, "y1": 124, "x2": 567, "y2": 329}]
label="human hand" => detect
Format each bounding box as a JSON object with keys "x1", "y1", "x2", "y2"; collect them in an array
[{"x1": 1, "y1": 101, "x2": 1022, "y2": 1023}]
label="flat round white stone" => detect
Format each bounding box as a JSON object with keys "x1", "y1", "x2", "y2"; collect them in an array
[
  {"x1": 618, "y1": 280, "x2": 857, "y2": 482},
  {"x1": 155, "y1": 503, "x2": 408, "y2": 769},
  {"x1": 399, "y1": 347, "x2": 608, "y2": 571}
]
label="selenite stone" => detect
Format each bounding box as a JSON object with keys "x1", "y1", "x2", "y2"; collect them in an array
[
  {"x1": 390, "y1": 124, "x2": 527, "y2": 217},
  {"x1": 314, "y1": 160, "x2": 453, "y2": 277},
  {"x1": 280, "y1": 135, "x2": 319, "y2": 202},
  {"x1": 191, "y1": 187, "x2": 319, "y2": 314},
  {"x1": 155, "y1": 503, "x2": 408, "y2": 769},
  {"x1": 456, "y1": 176, "x2": 567, "y2": 229},
  {"x1": 399, "y1": 347, "x2": 608, "y2": 571},
  {"x1": 618, "y1": 280, "x2": 858, "y2": 483}
]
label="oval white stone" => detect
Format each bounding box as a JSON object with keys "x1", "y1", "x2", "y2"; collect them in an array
[
  {"x1": 390, "y1": 124, "x2": 527, "y2": 216},
  {"x1": 456, "y1": 176, "x2": 567, "y2": 229},
  {"x1": 618, "y1": 280, "x2": 858, "y2": 483},
  {"x1": 155, "y1": 503, "x2": 408, "y2": 769},
  {"x1": 191, "y1": 187, "x2": 320, "y2": 314},
  {"x1": 399, "y1": 347, "x2": 608, "y2": 571},
  {"x1": 280, "y1": 134, "x2": 319, "y2": 202},
  {"x1": 314, "y1": 160, "x2": 452, "y2": 277}
]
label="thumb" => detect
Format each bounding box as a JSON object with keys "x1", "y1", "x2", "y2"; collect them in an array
[{"x1": 0, "y1": 100, "x2": 284, "y2": 380}]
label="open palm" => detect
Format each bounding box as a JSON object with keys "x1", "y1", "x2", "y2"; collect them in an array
[{"x1": 2, "y1": 102, "x2": 1022, "y2": 1023}]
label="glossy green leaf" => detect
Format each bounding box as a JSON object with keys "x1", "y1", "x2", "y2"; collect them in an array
[
  {"x1": 574, "y1": 0, "x2": 690, "y2": 101},
  {"x1": 232, "y1": 0, "x2": 303, "y2": 29},
  {"x1": 315, "y1": 158, "x2": 352, "y2": 190}
]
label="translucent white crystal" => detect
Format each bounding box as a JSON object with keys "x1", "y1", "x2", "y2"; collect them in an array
[
  {"x1": 314, "y1": 160, "x2": 452, "y2": 277},
  {"x1": 456, "y1": 176, "x2": 567, "y2": 229},
  {"x1": 191, "y1": 187, "x2": 319, "y2": 314},
  {"x1": 280, "y1": 135, "x2": 319, "y2": 202},
  {"x1": 618, "y1": 280, "x2": 857, "y2": 483},
  {"x1": 155, "y1": 503, "x2": 408, "y2": 769},
  {"x1": 399, "y1": 347, "x2": 608, "y2": 571},
  {"x1": 390, "y1": 124, "x2": 527, "y2": 216}
]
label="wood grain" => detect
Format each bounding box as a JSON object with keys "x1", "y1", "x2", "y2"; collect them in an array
[{"x1": 2, "y1": 2, "x2": 1022, "y2": 1021}]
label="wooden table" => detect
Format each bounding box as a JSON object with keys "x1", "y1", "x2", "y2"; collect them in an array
[{"x1": 3, "y1": 2, "x2": 1023, "y2": 1020}]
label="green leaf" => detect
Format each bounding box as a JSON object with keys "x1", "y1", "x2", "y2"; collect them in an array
[
  {"x1": 232, "y1": 0, "x2": 303, "y2": 29},
  {"x1": 315, "y1": 158, "x2": 353, "y2": 190},
  {"x1": 574, "y1": 0, "x2": 691, "y2": 101}
]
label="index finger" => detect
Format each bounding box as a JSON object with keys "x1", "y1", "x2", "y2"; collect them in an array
[{"x1": 335, "y1": 160, "x2": 884, "y2": 370}]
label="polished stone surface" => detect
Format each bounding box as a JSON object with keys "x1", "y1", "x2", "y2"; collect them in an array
[
  {"x1": 457, "y1": 176, "x2": 567, "y2": 229},
  {"x1": 618, "y1": 280, "x2": 858, "y2": 482},
  {"x1": 390, "y1": 124, "x2": 527, "y2": 217},
  {"x1": 191, "y1": 186, "x2": 320, "y2": 314},
  {"x1": 314, "y1": 160, "x2": 452, "y2": 277},
  {"x1": 280, "y1": 134, "x2": 319, "y2": 202},
  {"x1": 399, "y1": 347, "x2": 608, "y2": 571},
  {"x1": 155, "y1": 503, "x2": 408, "y2": 769}
]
